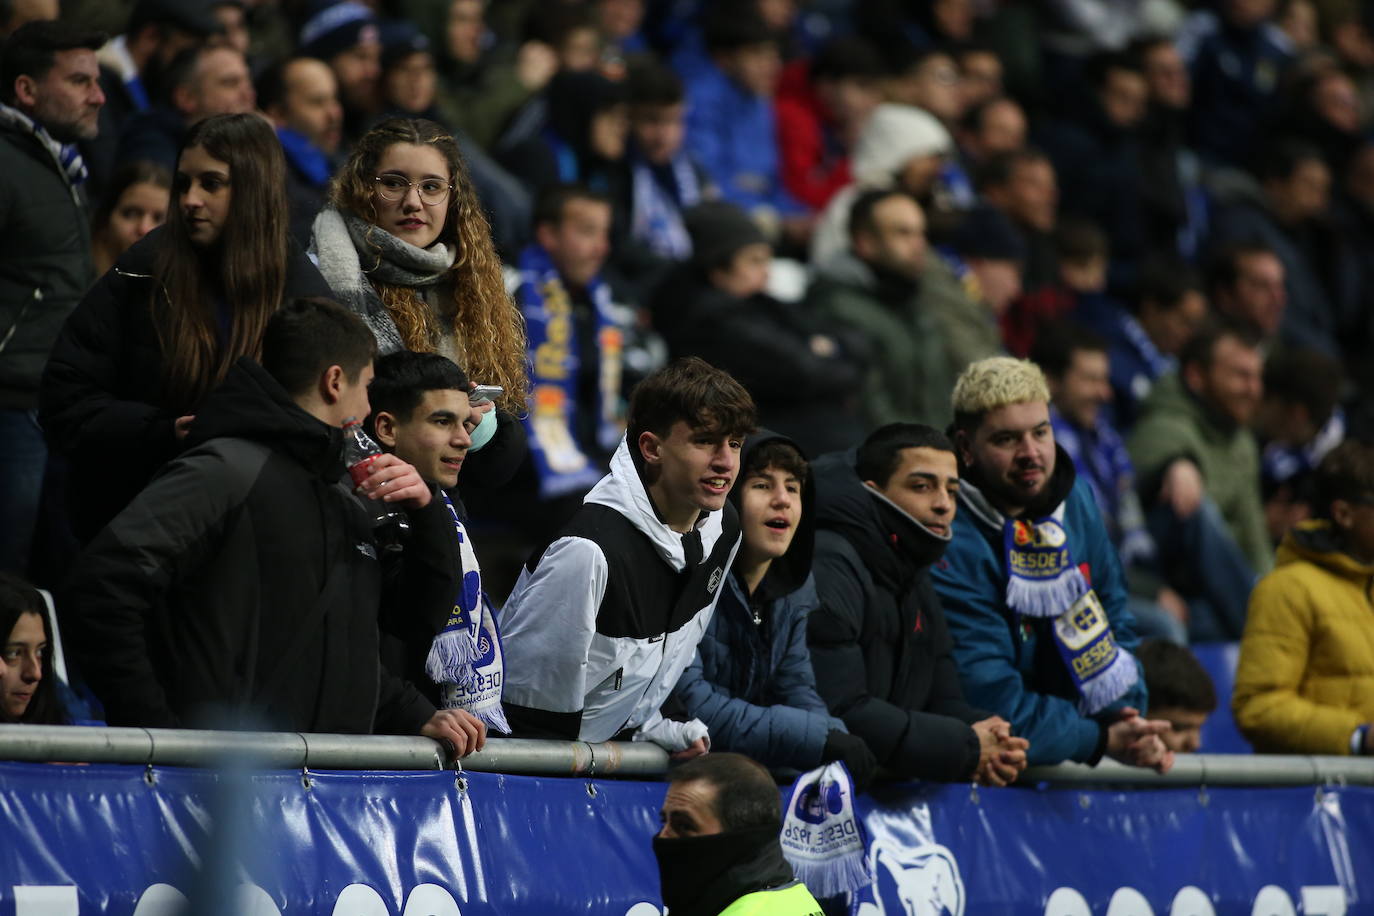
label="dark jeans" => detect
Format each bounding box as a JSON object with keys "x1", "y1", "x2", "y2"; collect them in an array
[
  {"x1": 1148, "y1": 498, "x2": 1259, "y2": 643},
  {"x1": 0, "y1": 408, "x2": 46, "y2": 574}
]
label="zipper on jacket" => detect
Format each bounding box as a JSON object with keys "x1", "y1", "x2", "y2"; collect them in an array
[{"x1": 0, "y1": 287, "x2": 41, "y2": 355}]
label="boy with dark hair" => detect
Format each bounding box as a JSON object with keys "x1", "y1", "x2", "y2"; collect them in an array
[
  {"x1": 500, "y1": 357, "x2": 756, "y2": 753},
  {"x1": 62, "y1": 298, "x2": 486, "y2": 756},
  {"x1": 808, "y1": 422, "x2": 1030, "y2": 783},
  {"x1": 1234, "y1": 439, "x2": 1374, "y2": 755},
  {"x1": 366, "y1": 350, "x2": 509, "y2": 734},
  {"x1": 1138, "y1": 639, "x2": 1217, "y2": 752},
  {"x1": 671, "y1": 431, "x2": 877, "y2": 783}
]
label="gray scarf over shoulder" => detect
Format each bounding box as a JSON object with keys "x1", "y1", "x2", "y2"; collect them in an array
[{"x1": 310, "y1": 206, "x2": 457, "y2": 354}]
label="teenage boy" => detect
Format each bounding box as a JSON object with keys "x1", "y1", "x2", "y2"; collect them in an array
[
  {"x1": 808, "y1": 423, "x2": 1029, "y2": 784},
  {"x1": 932, "y1": 357, "x2": 1173, "y2": 770},
  {"x1": 670, "y1": 432, "x2": 877, "y2": 784},
  {"x1": 62, "y1": 299, "x2": 485, "y2": 756},
  {"x1": 500, "y1": 357, "x2": 756, "y2": 754},
  {"x1": 1138, "y1": 639, "x2": 1217, "y2": 753},
  {"x1": 367, "y1": 350, "x2": 508, "y2": 734}
]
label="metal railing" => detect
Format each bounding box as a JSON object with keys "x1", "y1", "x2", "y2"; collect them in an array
[{"x1": 2, "y1": 725, "x2": 1373, "y2": 785}]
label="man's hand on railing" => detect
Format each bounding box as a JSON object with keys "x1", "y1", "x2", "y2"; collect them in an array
[
  {"x1": 421, "y1": 709, "x2": 488, "y2": 761},
  {"x1": 1106, "y1": 708, "x2": 1175, "y2": 774}
]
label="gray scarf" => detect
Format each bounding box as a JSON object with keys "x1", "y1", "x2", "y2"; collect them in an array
[{"x1": 310, "y1": 206, "x2": 456, "y2": 354}]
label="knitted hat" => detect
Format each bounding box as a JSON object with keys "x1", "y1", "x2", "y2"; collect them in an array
[
  {"x1": 952, "y1": 205, "x2": 1027, "y2": 261},
  {"x1": 851, "y1": 103, "x2": 953, "y2": 187},
  {"x1": 300, "y1": 1, "x2": 379, "y2": 61},
  {"x1": 129, "y1": 0, "x2": 221, "y2": 37},
  {"x1": 379, "y1": 19, "x2": 431, "y2": 71},
  {"x1": 685, "y1": 201, "x2": 769, "y2": 271}
]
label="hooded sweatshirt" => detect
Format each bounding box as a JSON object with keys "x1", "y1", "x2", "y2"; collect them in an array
[
  {"x1": 806, "y1": 449, "x2": 987, "y2": 781},
  {"x1": 499, "y1": 438, "x2": 741, "y2": 749},
  {"x1": 1233, "y1": 520, "x2": 1374, "y2": 754},
  {"x1": 61, "y1": 357, "x2": 438, "y2": 735},
  {"x1": 670, "y1": 431, "x2": 843, "y2": 769}
]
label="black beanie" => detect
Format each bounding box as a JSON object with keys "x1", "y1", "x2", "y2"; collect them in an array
[
  {"x1": 684, "y1": 201, "x2": 768, "y2": 271},
  {"x1": 952, "y1": 205, "x2": 1027, "y2": 262}
]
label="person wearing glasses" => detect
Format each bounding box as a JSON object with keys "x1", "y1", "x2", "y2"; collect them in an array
[
  {"x1": 41, "y1": 113, "x2": 334, "y2": 545},
  {"x1": 310, "y1": 117, "x2": 528, "y2": 513}
]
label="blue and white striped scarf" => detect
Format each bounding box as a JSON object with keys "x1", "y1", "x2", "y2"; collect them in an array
[{"x1": 0, "y1": 103, "x2": 87, "y2": 186}]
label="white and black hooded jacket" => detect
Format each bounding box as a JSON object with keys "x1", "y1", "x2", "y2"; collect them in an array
[{"x1": 499, "y1": 438, "x2": 741, "y2": 750}]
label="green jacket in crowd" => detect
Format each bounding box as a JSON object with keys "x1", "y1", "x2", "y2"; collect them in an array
[{"x1": 1126, "y1": 372, "x2": 1273, "y2": 575}]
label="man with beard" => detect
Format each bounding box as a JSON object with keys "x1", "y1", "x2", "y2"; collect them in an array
[
  {"x1": 932, "y1": 357, "x2": 1174, "y2": 769},
  {"x1": 654, "y1": 753, "x2": 823, "y2": 915},
  {"x1": 0, "y1": 20, "x2": 105, "y2": 574}
]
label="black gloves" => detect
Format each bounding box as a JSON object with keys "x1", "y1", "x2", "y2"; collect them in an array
[{"x1": 822, "y1": 730, "x2": 878, "y2": 792}]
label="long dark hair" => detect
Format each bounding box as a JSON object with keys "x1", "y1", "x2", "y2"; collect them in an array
[
  {"x1": 330, "y1": 117, "x2": 528, "y2": 411},
  {"x1": 0, "y1": 573, "x2": 64, "y2": 725},
  {"x1": 153, "y1": 112, "x2": 290, "y2": 413}
]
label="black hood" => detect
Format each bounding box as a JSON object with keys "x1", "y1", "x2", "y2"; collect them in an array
[
  {"x1": 185, "y1": 356, "x2": 347, "y2": 482},
  {"x1": 812, "y1": 449, "x2": 950, "y2": 590},
  {"x1": 730, "y1": 429, "x2": 816, "y2": 601}
]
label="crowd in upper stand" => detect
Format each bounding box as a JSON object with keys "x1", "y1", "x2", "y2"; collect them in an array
[{"x1": 0, "y1": 0, "x2": 1371, "y2": 780}]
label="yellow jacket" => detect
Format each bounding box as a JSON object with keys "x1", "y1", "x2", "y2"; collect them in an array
[{"x1": 1233, "y1": 521, "x2": 1374, "y2": 754}]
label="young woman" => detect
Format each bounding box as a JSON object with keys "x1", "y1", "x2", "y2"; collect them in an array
[
  {"x1": 90, "y1": 161, "x2": 171, "y2": 277},
  {"x1": 40, "y1": 113, "x2": 332, "y2": 541},
  {"x1": 311, "y1": 117, "x2": 528, "y2": 499},
  {"x1": 0, "y1": 573, "x2": 64, "y2": 725}
]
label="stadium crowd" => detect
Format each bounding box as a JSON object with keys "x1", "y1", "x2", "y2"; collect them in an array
[{"x1": 1, "y1": 0, "x2": 1373, "y2": 802}]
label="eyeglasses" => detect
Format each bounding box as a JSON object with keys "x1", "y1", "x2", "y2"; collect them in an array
[{"x1": 373, "y1": 174, "x2": 452, "y2": 205}]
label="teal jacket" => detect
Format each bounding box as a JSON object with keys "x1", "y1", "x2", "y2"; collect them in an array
[{"x1": 930, "y1": 462, "x2": 1148, "y2": 765}]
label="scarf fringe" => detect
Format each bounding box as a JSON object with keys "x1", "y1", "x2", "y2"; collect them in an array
[
  {"x1": 1004, "y1": 565, "x2": 1087, "y2": 618},
  {"x1": 426, "y1": 628, "x2": 481, "y2": 690},
  {"x1": 790, "y1": 848, "x2": 870, "y2": 900},
  {"x1": 1078, "y1": 646, "x2": 1140, "y2": 715},
  {"x1": 477, "y1": 699, "x2": 511, "y2": 735}
]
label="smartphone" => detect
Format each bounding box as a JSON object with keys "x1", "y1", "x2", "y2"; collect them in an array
[{"x1": 469, "y1": 385, "x2": 504, "y2": 404}]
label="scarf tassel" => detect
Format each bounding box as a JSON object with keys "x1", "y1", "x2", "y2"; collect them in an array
[
  {"x1": 1078, "y1": 646, "x2": 1140, "y2": 716},
  {"x1": 1004, "y1": 566, "x2": 1088, "y2": 619},
  {"x1": 425, "y1": 627, "x2": 481, "y2": 690},
  {"x1": 791, "y1": 846, "x2": 871, "y2": 900}
]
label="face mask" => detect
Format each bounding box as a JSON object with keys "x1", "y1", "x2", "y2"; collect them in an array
[
  {"x1": 652, "y1": 827, "x2": 790, "y2": 916},
  {"x1": 467, "y1": 406, "x2": 498, "y2": 452}
]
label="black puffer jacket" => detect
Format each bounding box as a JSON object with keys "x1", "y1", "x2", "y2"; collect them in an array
[
  {"x1": 61, "y1": 357, "x2": 442, "y2": 734},
  {"x1": 806, "y1": 450, "x2": 988, "y2": 780},
  {"x1": 0, "y1": 118, "x2": 95, "y2": 408},
  {"x1": 39, "y1": 227, "x2": 333, "y2": 541}
]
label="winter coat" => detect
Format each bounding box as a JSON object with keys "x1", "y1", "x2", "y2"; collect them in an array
[
  {"x1": 0, "y1": 117, "x2": 95, "y2": 408},
  {"x1": 1127, "y1": 372, "x2": 1273, "y2": 575},
  {"x1": 671, "y1": 431, "x2": 841, "y2": 769},
  {"x1": 656, "y1": 267, "x2": 866, "y2": 456},
  {"x1": 39, "y1": 227, "x2": 333, "y2": 542},
  {"x1": 1233, "y1": 521, "x2": 1374, "y2": 754},
  {"x1": 804, "y1": 252, "x2": 955, "y2": 429},
  {"x1": 931, "y1": 456, "x2": 1148, "y2": 765},
  {"x1": 683, "y1": 62, "x2": 801, "y2": 216},
  {"x1": 60, "y1": 357, "x2": 441, "y2": 735},
  {"x1": 807, "y1": 450, "x2": 988, "y2": 781},
  {"x1": 499, "y1": 438, "x2": 741, "y2": 749}
]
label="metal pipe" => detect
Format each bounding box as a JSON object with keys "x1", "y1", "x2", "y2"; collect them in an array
[
  {"x1": 1024, "y1": 754, "x2": 1374, "y2": 786},
  {"x1": 0, "y1": 725, "x2": 671, "y2": 776},
  {"x1": 4, "y1": 727, "x2": 1373, "y2": 784}
]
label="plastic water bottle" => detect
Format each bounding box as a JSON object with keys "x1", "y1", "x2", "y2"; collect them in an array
[{"x1": 342, "y1": 418, "x2": 410, "y2": 552}]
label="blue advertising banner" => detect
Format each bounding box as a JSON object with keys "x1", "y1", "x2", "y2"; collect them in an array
[{"x1": 0, "y1": 761, "x2": 1369, "y2": 915}]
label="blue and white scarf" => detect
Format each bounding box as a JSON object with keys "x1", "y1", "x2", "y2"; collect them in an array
[
  {"x1": 780, "y1": 762, "x2": 870, "y2": 898},
  {"x1": 428, "y1": 491, "x2": 510, "y2": 733},
  {"x1": 0, "y1": 103, "x2": 87, "y2": 187},
  {"x1": 630, "y1": 150, "x2": 702, "y2": 260},
  {"x1": 1003, "y1": 506, "x2": 1138, "y2": 715},
  {"x1": 516, "y1": 243, "x2": 626, "y2": 498}
]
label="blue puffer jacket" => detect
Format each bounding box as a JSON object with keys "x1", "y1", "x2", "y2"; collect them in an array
[
  {"x1": 931, "y1": 455, "x2": 1148, "y2": 765},
  {"x1": 672, "y1": 432, "x2": 841, "y2": 769}
]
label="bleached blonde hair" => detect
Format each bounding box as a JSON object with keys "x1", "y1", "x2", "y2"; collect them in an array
[{"x1": 951, "y1": 357, "x2": 1050, "y2": 431}]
